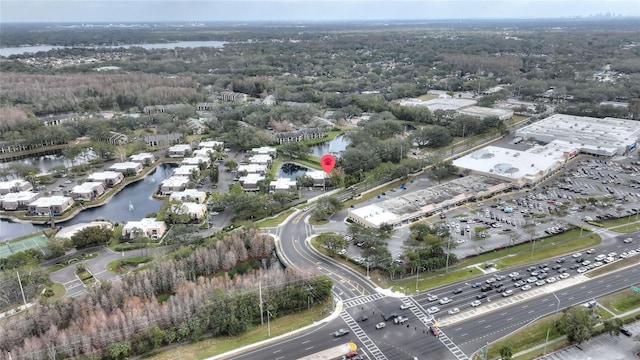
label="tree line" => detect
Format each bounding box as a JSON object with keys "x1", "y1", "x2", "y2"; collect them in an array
[{"x1": 0, "y1": 227, "x2": 332, "y2": 360}]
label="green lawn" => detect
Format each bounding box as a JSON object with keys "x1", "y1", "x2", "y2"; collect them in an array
[
  {"x1": 485, "y1": 313, "x2": 563, "y2": 360},
  {"x1": 598, "y1": 288, "x2": 640, "y2": 315},
  {"x1": 144, "y1": 301, "x2": 332, "y2": 360},
  {"x1": 106, "y1": 256, "x2": 153, "y2": 274},
  {"x1": 393, "y1": 267, "x2": 484, "y2": 293},
  {"x1": 585, "y1": 255, "x2": 639, "y2": 278},
  {"x1": 257, "y1": 209, "x2": 296, "y2": 228}
]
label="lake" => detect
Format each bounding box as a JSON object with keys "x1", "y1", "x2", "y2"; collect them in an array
[
  {"x1": 278, "y1": 163, "x2": 309, "y2": 179},
  {"x1": 0, "y1": 163, "x2": 174, "y2": 241},
  {"x1": 0, "y1": 40, "x2": 226, "y2": 57},
  {"x1": 309, "y1": 135, "x2": 350, "y2": 158},
  {"x1": 0, "y1": 149, "x2": 97, "y2": 174}
]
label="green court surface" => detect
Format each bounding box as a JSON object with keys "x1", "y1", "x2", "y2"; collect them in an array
[{"x1": 0, "y1": 234, "x2": 48, "y2": 259}]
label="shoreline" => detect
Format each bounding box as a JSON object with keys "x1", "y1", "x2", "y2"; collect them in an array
[{"x1": 0, "y1": 158, "x2": 181, "y2": 225}]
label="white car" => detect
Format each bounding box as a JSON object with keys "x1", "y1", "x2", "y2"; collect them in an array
[
  {"x1": 470, "y1": 300, "x2": 482, "y2": 307},
  {"x1": 559, "y1": 273, "x2": 570, "y2": 279},
  {"x1": 502, "y1": 290, "x2": 514, "y2": 297},
  {"x1": 546, "y1": 277, "x2": 557, "y2": 283},
  {"x1": 577, "y1": 267, "x2": 587, "y2": 273},
  {"x1": 521, "y1": 285, "x2": 532, "y2": 291},
  {"x1": 427, "y1": 306, "x2": 440, "y2": 314},
  {"x1": 448, "y1": 307, "x2": 460, "y2": 315},
  {"x1": 439, "y1": 297, "x2": 452, "y2": 305},
  {"x1": 337, "y1": 249, "x2": 347, "y2": 256},
  {"x1": 508, "y1": 272, "x2": 520, "y2": 278},
  {"x1": 427, "y1": 294, "x2": 439, "y2": 302},
  {"x1": 400, "y1": 303, "x2": 411, "y2": 310},
  {"x1": 623, "y1": 238, "x2": 633, "y2": 243},
  {"x1": 375, "y1": 322, "x2": 386, "y2": 329},
  {"x1": 535, "y1": 280, "x2": 546, "y2": 286},
  {"x1": 572, "y1": 252, "x2": 582, "y2": 258},
  {"x1": 608, "y1": 252, "x2": 618, "y2": 258}
]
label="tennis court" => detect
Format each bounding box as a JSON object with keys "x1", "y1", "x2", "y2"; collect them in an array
[{"x1": 0, "y1": 233, "x2": 49, "y2": 259}]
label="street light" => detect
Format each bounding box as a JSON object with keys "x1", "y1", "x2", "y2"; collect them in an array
[{"x1": 544, "y1": 293, "x2": 561, "y2": 355}]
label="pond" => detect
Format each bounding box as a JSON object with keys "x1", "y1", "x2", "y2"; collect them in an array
[
  {"x1": 0, "y1": 149, "x2": 97, "y2": 174},
  {"x1": 0, "y1": 163, "x2": 175, "y2": 241},
  {"x1": 309, "y1": 134, "x2": 350, "y2": 158},
  {"x1": 278, "y1": 163, "x2": 309, "y2": 179}
]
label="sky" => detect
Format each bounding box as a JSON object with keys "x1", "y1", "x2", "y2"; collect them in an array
[{"x1": 1, "y1": 0, "x2": 639, "y2": 23}]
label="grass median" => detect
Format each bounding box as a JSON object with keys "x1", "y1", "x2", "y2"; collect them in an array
[
  {"x1": 144, "y1": 300, "x2": 332, "y2": 360},
  {"x1": 257, "y1": 209, "x2": 296, "y2": 228},
  {"x1": 598, "y1": 288, "x2": 640, "y2": 315}
]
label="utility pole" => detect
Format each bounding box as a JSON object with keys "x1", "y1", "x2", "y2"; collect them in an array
[
  {"x1": 17, "y1": 271, "x2": 27, "y2": 309},
  {"x1": 259, "y1": 282, "x2": 264, "y2": 325}
]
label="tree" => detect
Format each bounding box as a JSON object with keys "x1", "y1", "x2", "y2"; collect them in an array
[
  {"x1": 70, "y1": 225, "x2": 113, "y2": 249},
  {"x1": 316, "y1": 233, "x2": 349, "y2": 256},
  {"x1": 224, "y1": 160, "x2": 238, "y2": 172},
  {"x1": 603, "y1": 318, "x2": 623, "y2": 337},
  {"x1": 313, "y1": 196, "x2": 342, "y2": 221},
  {"x1": 280, "y1": 142, "x2": 311, "y2": 159},
  {"x1": 555, "y1": 306, "x2": 595, "y2": 344},
  {"x1": 499, "y1": 344, "x2": 513, "y2": 360},
  {"x1": 430, "y1": 160, "x2": 456, "y2": 183},
  {"x1": 411, "y1": 126, "x2": 453, "y2": 148},
  {"x1": 105, "y1": 341, "x2": 132, "y2": 360}
]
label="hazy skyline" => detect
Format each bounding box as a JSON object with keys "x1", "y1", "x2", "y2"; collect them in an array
[{"x1": 1, "y1": 0, "x2": 639, "y2": 23}]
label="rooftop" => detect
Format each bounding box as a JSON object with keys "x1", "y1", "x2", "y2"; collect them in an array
[
  {"x1": 89, "y1": 171, "x2": 123, "y2": 180},
  {"x1": 306, "y1": 170, "x2": 329, "y2": 180},
  {"x1": 240, "y1": 173, "x2": 265, "y2": 184},
  {"x1": 168, "y1": 144, "x2": 192, "y2": 152},
  {"x1": 124, "y1": 218, "x2": 165, "y2": 230},
  {"x1": 199, "y1": 140, "x2": 224, "y2": 148},
  {"x1": 29, "y1": 196, "x2": 72, "y2": 206},
  {"x1": 130, "y1": 152, "x2": 155, "y2": 161},
  {"x1": 270, "y1": 177, "x2": 297, "y2": 189},
  {"x1": 1, "y1": 191, "x2": 38, "y2": 201},
  {"x1": 398, "y1": 97, "x2": 477, "y2": 111},
  {"x1": 109, "y1": 162, "x2": 141, "y2": 170},
  {"x1": 161, "y1": 176, "x2": 190, "y2": 187},
  {"x1": 71, "y1": 182, "x2": 104, "y2": 193}
]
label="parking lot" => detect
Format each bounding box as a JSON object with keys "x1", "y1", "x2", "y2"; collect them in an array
[{"x1": 335, "y1": 149, "x2": 640, "y2": 264}]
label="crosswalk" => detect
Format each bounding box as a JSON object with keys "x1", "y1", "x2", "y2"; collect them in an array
[
  {"x1": 340, "y1": 311, "x2": 386, "y2": 360},
  {"x1": 342, "y1": 292, "x2": 386, "y2": 310},
  {"x1": 400, "y1": 297, "x2": 469, "y2": 360}
]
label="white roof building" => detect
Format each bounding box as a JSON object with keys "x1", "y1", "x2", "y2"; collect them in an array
[
  {"x1": 181, "y1": 156, "x2": 211, "y2": 167},
  {"x1": 457, "y1": 106, "x2": 514, "y2": 121},
  {"x1": 452, "y1": 145, "x2": 575, "y2": 186},
  {"x1": 193, "y1": 148, "x2": 213, "y2": 158},
  {"x1": 398, "y1": 97, "x2": 477, "y2": 111},
  {"x1": 109, "y1": 162, "x2": 143, "y2": 173},
  {"x1": 0, "y1": 179, "x2": 32, "y2": 195},
  {"x1": 129, "y1": 152, "x2": 156, "y2": 164},
  {"x1": 237, "y1": 164, "x2": 268, "y2": 175},
  {"x1": 239, "y1": 173, "x2": 265, "y2": 191},
  {"x1": 170, "y1": 189, "x2": 207, "y2": 204},
  {"x1": 198, "y1": 140, "x2": 224, "y2": 149},
  {"x1": 173, "y1": 165, "x2": 199, "y2": 177},
  {"x1": 251, "y1": 146, "x2": 277, "y2": 157},
  {"x1": 269, "y1": 178, "x2": 297, "y2": 191},
  {"x1": 306, "y1": 170, "x2": 329, "y2": 181},
  {"x1": 249, "y1": 154, "x2": 273, "y2": 165},
  {"x1": 515, "y1": 114, "x2": 640, "y2": 156}
]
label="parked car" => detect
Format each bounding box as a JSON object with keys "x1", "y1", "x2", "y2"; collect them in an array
[
  {"x1": 620, "y1": 328, "x2": 632, "y2": 337},
  {"x1": 448, "y1": 307, "x2": 460, "y2": 315},
  {"x1": 471, "y1": 300, "x2": 482, "y2": 307},
  {"x1": 383, "y1": 313, "x2": 399, "y2": 321}
]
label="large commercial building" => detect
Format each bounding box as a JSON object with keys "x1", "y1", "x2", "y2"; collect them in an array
[
  {"x1": 347, "y1": 175, "x2": 507, "y2": 228},
  {"x1": 452, "y1": 143, "x2": 578, "y2": 187},
  {"x1": 515, "y1": 114, "x2": 640, "y2": 156}
]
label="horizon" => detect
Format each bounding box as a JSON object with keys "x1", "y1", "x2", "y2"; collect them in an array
[{"x1": 2, "y1": 0, "x2": 639, "y2": 24}]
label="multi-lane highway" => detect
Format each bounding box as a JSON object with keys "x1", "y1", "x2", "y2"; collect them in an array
[{"x1": 230, "y1": 210, "x2": 639, "y2": 360}]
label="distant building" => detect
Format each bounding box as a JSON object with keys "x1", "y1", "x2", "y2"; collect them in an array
[
  {"x1": 108, "y1": 131, "x2": 128, "y2": 146},
  {"x1": 144, "y1": 133, "x2": 183, "y2": 148},
  {"x1": 129, "y1": 153, "x2": 157, "y2": 166},
  {"x1": 70, "y1": 182, "x2": 106, "y2": 201},
  {"x1": 196, "y1": 102, "x2": 216, "y2": 111},
  {"x1": 39, "y1": 113, "x2": 82, "y2": 126},
  {"x1": 160, "y1": 176, "x2": 190, "y2": 195},
  {"x1": 249, "y1": 154, "x2": 273, "y2": 167},
  {"x1": 457, "y1": 106, "x2": 514, "y2": 121},
  {"x1": 192, "y1": 148, "x2": 213, "y2": 158},
  {"x1": 0, "y1": 180, "x2": 33, "y2": 195},
  {"x1": 88, "y1": 171, "x2": 125, "y2": 187},
  {"x1": 262, "y1": 95, "x2": 276, "y2": 106},
  {"x1": 167, "y1": 144, "x2": 192, "y2": 158},
  {"x1": 169, "y1": 189, "x2": 207, "y2": 204},
  {"x1": 186, "y1": 118, "x2": 207, "y2": 135},
  {"x1": 122, "y1": 218, "x2": 167, "y2": 239},
  {"x1": 218, "y1": 91, "x2": 247, "y2": 103},
  {"x1": 142, "y1": 104, "x2": 191, "y2": 114},
  {"x1": 0, "y1": 191, "x2": 41, "y2": 210},
  {"x1": 28, "y1": 196, "x2": 74, "y2": 216},
  {"x1": 275, "y1": 128, "x2": 327, "y2": 145}
]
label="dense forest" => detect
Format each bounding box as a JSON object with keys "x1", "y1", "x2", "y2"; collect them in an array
[{"x1": 0, "y1": 228, "x2": 332, "y2": 360}]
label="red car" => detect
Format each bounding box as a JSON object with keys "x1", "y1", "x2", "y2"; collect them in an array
[{"x1": 429, "y1": 325, "x2": 441, "y2": 337}]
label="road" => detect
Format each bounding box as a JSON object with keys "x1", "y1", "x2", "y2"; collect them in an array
[{"x1": 233, "y1": 205, "x2": 639, "y2": 360}]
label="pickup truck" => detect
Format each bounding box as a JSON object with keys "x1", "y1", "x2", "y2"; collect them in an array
[{"x1": 394, "y1": 316, "x2": 409, "y2": 324}]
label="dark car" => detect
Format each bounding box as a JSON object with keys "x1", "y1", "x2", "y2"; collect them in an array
[
  {"x1": 481, "y1": 286, "x2": 493, "y2": 292},
  {"x1": 358, "y1": 315, "x2": 368, "y2": 322},
  {"x1": 476, "y1": 293, "x2": 487, "y2": 300},
  {"x1": 495, "y1": 287, "x2": 506, "y2": 293},
  {"x1": 511, "y1": 275, "x2": 523, "y2": 281},
  {"x1": 471, "y1": 282, "x2": 481, "y2": 288},
  {"x1": 453, "y1": 288, "x2": 463, "y2": 294},
  {"x1": 620, "y1": 328, "x2": 632, "y2": 337},
  {"x1": 493, "y1": 282, "x2": 504, "y2": 288},
  {"x1": 383, "y1": 313, "x2": 399, "y2": 321}
]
